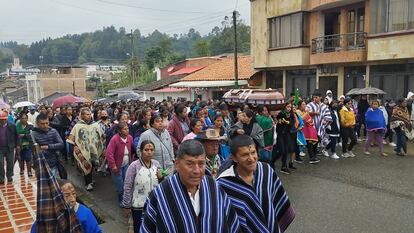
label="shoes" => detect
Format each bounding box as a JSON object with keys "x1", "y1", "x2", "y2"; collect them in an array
[
  {"x1": 294, "y1": 157, "x2": 304, "y2": 164},
  {"x1": 288, "y1": 163, "x2": 297, "y2": 170},
  {"x1": 364, "y1": 151, "x2": 371, "y2": 155},
  {"x1": 280, "y1": 167, "x2": 291, "y2": 175},
  {"x1": 357, "y1": 138, "x2": 363, "y2": 142},
  {"x1": 85, "y1": 184, "x2": 94, "y2": 191},
  {"x1": 383, "y1": 140, "x2": 387, "y2": 145},
  {"x1": 331, "y1": 153, "x2": 340, "y2": 159},
  {"x1": 396, "y1": 152, "x2": 404, "y2": 156},
  {"x1": 381, "y1": 153, "x2": 388, "y2": 157},
  {"x1": 28, "y1": 172, "x2": 33, "y2": 177},
  {"x1": 322, "y1": 150, "x2": 330, "y2": 157},
  {"x1": 309, "y1": 158, "x2": 321, "y2": 164},
  {"x1": 299, "y1": 151, "x2": 306, "y2": 157},
  {"x1": 348, "y1": 151, "x2": 356, "y2": 158},
  {"x1": 389, "y1": 142, "x2": 397, "y2": 147},
  {"x1": 342, "y1": 152, "x2": 350, "y2": 158},
  {"x1": 7, "y1": 177, "x2": 12, "y2": 182}
]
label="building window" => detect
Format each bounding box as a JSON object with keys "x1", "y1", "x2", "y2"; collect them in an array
[
  {"x1": 370, "y1": 0, "x2": 414, "y2": 33},
  {"x1": 269, "y1": 12, "x2": 308, "y2": 48}
]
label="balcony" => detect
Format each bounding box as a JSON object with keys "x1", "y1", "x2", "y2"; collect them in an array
[
  {"x1": 310, "y1": 32, "x2": 367, "y2": 65},
  {"x1": 311, "y1": 32, "x2": 367, "y2": 54}
]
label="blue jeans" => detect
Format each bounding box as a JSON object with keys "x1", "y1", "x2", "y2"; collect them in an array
[
  {"x1": 0, "y1": 147, "x2": 14, "y2": 181},
  {"x1": 111, "y1": 164, "x2": 129, "y2": 204}
]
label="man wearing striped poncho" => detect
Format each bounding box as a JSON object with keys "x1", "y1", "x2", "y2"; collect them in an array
[
  {"x1": 140, "y1": 139, "x2": 241, "y2": 233},
  {"x1": 217, "y1": 135, "x2": 295, "y2": 233}
]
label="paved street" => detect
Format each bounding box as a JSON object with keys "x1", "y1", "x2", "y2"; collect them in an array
[{"x1": 280, "y1": 142, "x2": 414, "y2": 233}]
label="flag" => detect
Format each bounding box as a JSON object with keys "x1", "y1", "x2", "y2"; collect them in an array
[
  {"x1": 35, "y1": 151, "x2": 82, "y2": 233},
  {"x1": 294, "y1": 88, "x2": 300, "y2": 106}
]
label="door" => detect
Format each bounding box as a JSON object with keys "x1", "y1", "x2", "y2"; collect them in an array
[{"x1": 319, "y1": 76, "x2": 338, "y2": 98}]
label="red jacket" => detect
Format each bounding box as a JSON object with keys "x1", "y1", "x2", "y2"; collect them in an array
[
  {"x1": 105, "y1": 133, "x2": 134, "y2": 170},
  {"x1": 167, "y1": 115, "x2": 190, "y2": 154}
]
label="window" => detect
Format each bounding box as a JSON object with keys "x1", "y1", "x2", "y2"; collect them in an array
[
  {"x1": 269, "y1": 12, "x2": 308, "y2": 48},
  {"x1": 370, "y1": 0, "x2": 414, "y2": 33}
]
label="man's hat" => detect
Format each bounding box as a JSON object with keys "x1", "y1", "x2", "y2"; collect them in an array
[
  {"x1": 195, "y1": 129, "x2": 221, "y2": 141},
  {"x1": 0, "y1": 111, "x2": 8, "y2": 120}
]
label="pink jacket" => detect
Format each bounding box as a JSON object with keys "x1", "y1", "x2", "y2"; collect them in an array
[
  {"x1": 106, "y1": 134, "x2": 134, "y2": 170},
  {"x1": 167, "y1": 115, "x2": 190, "y2": 154}
]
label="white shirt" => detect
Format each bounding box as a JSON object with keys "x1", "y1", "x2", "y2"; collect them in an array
[
  {"x1": 121, "y1": 137, "x2": 129, "y2": 166},
  {"x1": 188, "y1": 189, "x2": 200, "y2": 216}
]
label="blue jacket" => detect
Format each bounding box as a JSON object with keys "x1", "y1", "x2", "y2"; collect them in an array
[{"x1": 31, "y1": 127, "x2": 64, "y2": 167}]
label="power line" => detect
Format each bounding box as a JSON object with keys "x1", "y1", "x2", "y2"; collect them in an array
[{"x1": 94, "y1": 0, "x2": 222, "y2": 14}]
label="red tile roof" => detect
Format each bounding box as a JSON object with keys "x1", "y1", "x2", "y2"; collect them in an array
[
  {"x1": 182, "y1": 56, "x2": 256, "y2": 81},
  {"x1": 169, "y1": 67, "x2": 205, "y2": 76}
]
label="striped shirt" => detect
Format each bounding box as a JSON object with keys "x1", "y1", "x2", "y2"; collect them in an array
[
  {"x1": 217, "y1": 161, "x2": 295, "y2": 233},
  {"x1": 140, "y1": 173, "x2": 241, "y2": 233},
  {"x1": 306, "y1": 101, "x2": 332, "y2": 137}
]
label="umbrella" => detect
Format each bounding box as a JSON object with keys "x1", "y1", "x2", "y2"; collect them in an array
[
  {"x1": 13, "y1": 101, "x2": 35, "y2": 108},
  {"x1": 0, "y1": 100, "x2": 10, "y2": 110},
  {"x1": 346, "y1": 88, "x2": 362, "y2": 96},
  {"x1": 52, "y1": 95, "x2": 84, "y2": 108},
  {"x1": 355, "y1": 87, "x2": 386, "y2": 95},
  {"x1": 119, "y1": 92, "x2": 140, "y2": 101}
]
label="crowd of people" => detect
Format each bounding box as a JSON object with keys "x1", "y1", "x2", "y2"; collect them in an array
[{"x1": 0, "y1": 88, "x2": 413, "y2": 233}]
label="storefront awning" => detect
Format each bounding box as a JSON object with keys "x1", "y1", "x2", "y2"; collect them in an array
[{"x1": 170, "y1": 80, "x2": 248, "y2": 88}]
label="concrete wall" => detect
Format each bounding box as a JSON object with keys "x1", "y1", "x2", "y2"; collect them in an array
[
  {"x1": 268, "y1": 48, "x2": 310, "y2": 68},
  {"x1": 367, "y1": 34, "x2": 414, "y2": 61}
]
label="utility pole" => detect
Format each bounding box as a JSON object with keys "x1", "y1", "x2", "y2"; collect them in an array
[
  {"x1": 129, "y1": 29, "x2": 136, "y2": 85},
  {"x1": 233, "y1": 10, "x2": 239, "y2": 88}
]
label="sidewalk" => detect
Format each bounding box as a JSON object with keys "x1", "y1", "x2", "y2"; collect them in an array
[{"x1": 0, "y1": 166, "x2": 36, "y2": 233}]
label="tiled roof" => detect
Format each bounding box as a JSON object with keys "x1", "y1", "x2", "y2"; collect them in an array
[
  {"x1": 134, "y1": 75, "x2": 184, "y2": 91},
  {"x1": 169, "y1": 67, "x2": 205, "y2": 76},
  {"x1": 182, "y1": 56, "x2": 256, "y2": 81}
]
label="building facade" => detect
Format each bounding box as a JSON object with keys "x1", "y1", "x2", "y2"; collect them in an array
[{"x1": 251, "y1": 0, "x2": 414, "y2": 99}]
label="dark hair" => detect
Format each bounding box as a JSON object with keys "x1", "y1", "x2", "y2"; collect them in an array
[
  {"x1": 199, "y1": 101, "x2": 208, "y2": 109},
  {"x1": 257, "y1": 105, "x2": 266, "y2": 114},
  {"x1": 230, "y1": 135, "x2": 255, "y2": 157},
  {"x1": 297, "y1": 100, "x2": 305, "y2": 107},
  {"x1": 57, "y1": 179, "x2": 73, "y2": 189},
  {"x1": 190, "y1": 118, "x2": 201, "y2": 132},
  {"x1": 176, "y1": 139, "x2": 205, "y2": 159},
  {"x1": 397, "y1": 98, "x2": 406, "y2": 105},
  {"x1": 218, "y1": 102, "x2": 228, "y2": 111},
  {"x1": 140, "y1": 140, "x2": 155, "y2": 152},
  {"x1": 243, "y1": 109, "x2": 255, "y2": 119},
  {"x1": 213, "y1": 114, "x2": 223, "y2": 122},
  {"x1": 174, "y1": 104, "x2": 186, "y2": 115},
  {"x1": 149, "y1": 115, "x2": 162, "y2": 127},
  {"x1": 117, "y1": 111, "x2": 129, "y2": 121},
  {"x1": 20, "y1": 113, "x2": 28, "y2": 119},
  {"x1": 117, "y1": 122, "x2": 128, "y2": 133},
  {"x1": 36, "y1": 112, "x2": 49, "y2": 122},
  {"x1": 195, "y1": 107, "x2": 204, "y2": 116}
]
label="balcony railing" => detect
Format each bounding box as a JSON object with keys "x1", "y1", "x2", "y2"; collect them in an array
[{"x1": 311, "y1": 32, "x2": 367, "y2": 54}]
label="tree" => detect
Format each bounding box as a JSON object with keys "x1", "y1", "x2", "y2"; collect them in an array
[{"x1": 193, "y1": 40, "x2": 211, "y2": 57}]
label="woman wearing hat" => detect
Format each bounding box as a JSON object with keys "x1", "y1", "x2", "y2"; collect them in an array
[{"x1": 339, "y1": 98, "x2": 357, "y2": 158}]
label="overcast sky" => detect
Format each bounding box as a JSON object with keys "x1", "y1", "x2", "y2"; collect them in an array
[{"x1": 0, "y1": 0, "x2": 250, "y2": 44}]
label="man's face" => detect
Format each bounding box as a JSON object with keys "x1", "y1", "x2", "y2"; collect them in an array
[
  {"x1": 175, "y1": 154, "x2": 205, "y2": 189},
  {"x1": 119, "y1": 115, "x2": 129, "y2": 124},
  {"x1": 232, "y1": 144, "x2": 258, "y2": 174},
  {"x1": 61, "y1": 183, "x2": 77, "y2": 209},
  {"x1": 202, "y1": 140, "x2": 219, "y2": 158},
  {"x1": 313, "y1": 96, "x2": 321, "y2": 103},
  {"x1": 81, "y1": 111, "x2": 92, "y2": 122},
  {"x1": 220, "y1": 109, "x2": 229, "y2": 117},
  {"x1": 38, "y1": 119, "x2": 49, "y2": 131},
  {"x1": 66, "y1": 108, "x2": 72, "y2": 115}
]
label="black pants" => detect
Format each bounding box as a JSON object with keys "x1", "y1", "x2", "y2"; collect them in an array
[
  {"x1": 132, "y1": 208, "x2": 143, "y2": 233},
  {"x1": 306, "y1": 141, "x2": 318, "y2": 159},
  {"x1": 327, "y1": 137, "x2": 338, "y2": 154},
  {"x1": 356, "y1": 120, "x2": 366, "y2": 138},
  {"x1": 84, "y1": 173, "x2": 93, "y2": 186},
  {"x1": 342, "y1": 127, "x2": 357, "y2": 153}
]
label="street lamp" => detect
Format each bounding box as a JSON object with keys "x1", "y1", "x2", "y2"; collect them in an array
[{"x1": 126, "y1": 30, "x2": 136, "y2": 85}]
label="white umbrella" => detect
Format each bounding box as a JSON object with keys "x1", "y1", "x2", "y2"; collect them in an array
[{"x1": 13, "y1": 101, "x2": 35, "y2": 108}]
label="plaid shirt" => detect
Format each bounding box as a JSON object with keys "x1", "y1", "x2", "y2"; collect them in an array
[{"x1": 35, "y1": 151, "x2": 82, "y2": 233}]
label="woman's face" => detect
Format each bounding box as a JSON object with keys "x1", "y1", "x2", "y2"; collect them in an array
[
  {"x1": 261, "y1": 107, "x2": 269, "y2": 116},
  {"x1": 141, "y1": 143, "x2": 155, "y2": 161},
  {"x1": 21, "y1": 115, "x2": 28, "y2": 124},
  {"x1": 372, "y1": 101, "x2": 379, "y2": 109},
  {"x1": 214, "y1": 116, "x2": 223, "y2": 128},
  {"x1": 193, "y1": 121, "x2": 203, "y2": 134},
  {"x1": 300, "y1": 102, "x2": 306, "y2": 111},
  {"x1": 145, "y1": 111, "x2": 152, "y2": 121},
  {"x1": 241, "y1": 114, "x2": 251, "y2": 124},
  {"x1": 285, "y1": 104, "x2": 292, "y2": 113},
  {"x1": 119, "y1": 126, "x2": 129, "y2": 137}
]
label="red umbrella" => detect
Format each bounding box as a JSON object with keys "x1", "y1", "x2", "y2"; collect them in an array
[{"x1": 52, "y1": 95, "x2": 84, "y2": 108}]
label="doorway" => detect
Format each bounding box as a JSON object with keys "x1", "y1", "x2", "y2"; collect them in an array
[
  {"x1": 324, "y1": 11, "x2": 341, "y2": 52},
  {"x1": 319, "y1": 76, "x2": 338, "y2": 98}
]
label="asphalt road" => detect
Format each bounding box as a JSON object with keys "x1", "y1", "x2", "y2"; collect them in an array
[{"x1": 279, "y1": 141, "x2": 414, "y2": 233}]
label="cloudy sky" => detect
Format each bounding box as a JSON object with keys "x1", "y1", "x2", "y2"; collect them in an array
[{"x1": 0, "y1": 0, "x2": 250, "y2": 44}]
